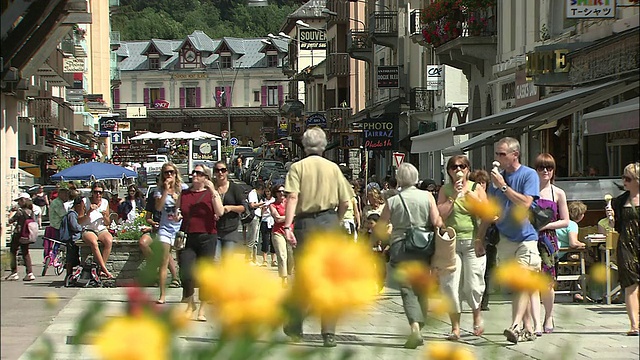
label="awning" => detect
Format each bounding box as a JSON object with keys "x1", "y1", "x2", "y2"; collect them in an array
[
  {"x1": 50, "y1": 135, "x2": 94, "y2": 154},
  {"x1": 411, "y1": 79, "x2": 625, "y2": 154},
  {"x1": 19, "y1": 161, "x2": 42, "y2": 178},
  {"x1": 583, "y1": 97, "x2": 639, "y2": 136}
]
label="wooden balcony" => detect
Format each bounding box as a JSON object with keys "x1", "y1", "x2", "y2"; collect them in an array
[
  {"x1": 410, "y1": 88, "x2": 434, "y2": 112},
  {"x1": 326, "y1": 0, "x2": 350, "y2": 25},
  {"x1": 327, "y1": 107, "x2": 352, "y2": 132},
  {"x1": 327, "y1": 53, "x2": 350, "y2": 78},
  {"x1": 347, "y1": 30, "x2": 372, "y2": 63},
  {"x1": 369, "y1": 11, "x2": 398, "y2": 49},
  {"x1": 28, "y1": 97, "x2": 63, "y2": 128},
  {"x1": 66, "y1": 112, "x2": 94, "y2": 133},
  {"x1": 36, "y1": 48, "x2": 73, "y2": 87}
]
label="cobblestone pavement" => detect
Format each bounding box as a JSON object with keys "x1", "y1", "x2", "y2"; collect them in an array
[{"x1": 12, "y1": 263, "x2": 639, "y2": 360}]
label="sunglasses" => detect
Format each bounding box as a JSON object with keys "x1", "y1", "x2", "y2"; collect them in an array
[
  {"x1": 276, "y1": 189, "x2": 285, "y2": 193},
  {"x1": 192, "y1": 170, "x2": 206, "y2": 177},
  {"x1": 537, "y1": 166, "x2": 554, "y2": 172},
  {"x1": 163, "y1": 170, "x2": 176, "y2": 175},
  {"x1": 449, "y1": 164, "x2": 468, "y2": 171},
  {"x1": 92, "y1": 190, "x2": 103, "y2": 195},
  {"x1": 215, "y1": 168, "x2": 228, "y2": 173},
  {"x1": 622, "y1": 175, "x2": 633, "y2": 182}
]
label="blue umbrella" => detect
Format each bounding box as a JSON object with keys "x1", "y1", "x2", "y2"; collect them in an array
[{"x1": 50, "y1": 162, "x2": 138, "y2": 181}]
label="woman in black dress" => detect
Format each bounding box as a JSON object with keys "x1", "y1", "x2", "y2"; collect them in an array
[{"x1": 610, "y1": 162, "x2": 639, "y2": 336}]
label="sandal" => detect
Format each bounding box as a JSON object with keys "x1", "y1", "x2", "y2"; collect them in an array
[
  {"x1": 473, "y1": 324, "x2": 485, "y2": 336},
  {"x1": 445, "y1": 331, "x2": 460, "y2": 341},
  {"x1": 196, "y1": 315, "x2": 207, "y2": 322},
  {"x1": 168, "y1": 278, "x2": 181, "y2": 288},
  {"x1": 627, "y1": 329, "x2": 639, "y2": 336}
]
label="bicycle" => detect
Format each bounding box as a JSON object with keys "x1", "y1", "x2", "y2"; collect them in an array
[{"x1": 41, "y1": 237, "x2": 67, "y2": 277}]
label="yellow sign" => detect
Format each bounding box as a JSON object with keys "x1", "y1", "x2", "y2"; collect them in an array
[{"x1": 525, "y1": 49, "x2": 570, "y2": 78}]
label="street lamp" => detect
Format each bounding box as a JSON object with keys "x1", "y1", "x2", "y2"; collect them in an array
[
  {"x1": 321, "y1": 8, "x2": 366, "y2": 29},
  {"x1": 216, "y1": 62, "x2": 242, "y2": 147}
]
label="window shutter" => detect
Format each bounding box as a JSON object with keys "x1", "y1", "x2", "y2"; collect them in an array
[
  {"x1": 261, "y1": 86, "x2": 267, "y2": 107},
  {"x1": 179, "y1": 88, "x2": 186, "y2": 108},
  {"x1": 143, "y1": 88, "x2": 150, "y2": 107},
  {"x1": 113, "y1": 88, "x2": 120, "y2": 109},
  {"x1": 159, "y1": 88, "x2": 165, "y2": 100},
  {"x1": 215, "y1": 87, "x2": 221, "y2": 107},
  {"x1": 278, "y1": 85, "x2": 284, "y2": 106},
  {"x1": 225, "y1": 86, "x2": 232, "y2": 107},
  {"x1": 195, "y1": 87, "x2": 201, "y2": 107}
]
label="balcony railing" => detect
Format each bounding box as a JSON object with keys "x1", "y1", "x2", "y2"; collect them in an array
[
  {"x1": 421, "y1": 6, "x2": 496, "y2": 48},
  {"x1": 327, "y1": 53, "x2": 349, "y2": 77},
  {"x1": 29, "y1": 98, "x2": 61, "y2": 127},
  {"x1": 326, "y1": 0, "x2": 350, "y2": 24},
  {"x1": 410, "y1": 9, "x2": 422, "y2": 36},
  {"x1": 369, "y1": 11, "x2": 398, "y2": 37},
  {"x1": 327, "y1": 107, "x2": 352, "y2": 132},
  {"x1": 410, "y1": 88, "x2": 434, "y2": 112},
  {"x1": 347, "y1": 30, "x2": 371, "y2": 52},
  {"x1": 110, "y1": 68, "x2": 121, "y2": 81},
  {"x1": 110, "y1": 31, "x2": 121, "y2": 50},
  {"x1": 109, "y1": 0, "x2": 120, "y2": 7}
]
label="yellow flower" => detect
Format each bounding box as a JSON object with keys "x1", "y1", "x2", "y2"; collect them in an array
[
  {"x1": 428, "y1": 292, "x2": 454, "y2": 316},
  {"x1": 295, "y1": 230, "x2": 378, "y2": 319},
  {"x1": 589, "y1": 263, "x2": 607, "y2": 284},
  {"x1": 426, "y1": 342, "x2": 475, "y2": 360},
  {"x1": 45, "y1": 292, "x2": 60, "y2": 309},
  {"x1": 512, "y1": 204, "x2": 530, "y2": 225},
  {"x1": 394, "y1": 260, "x2": 438, "y2": 296},
  {"x1": 463, "y1": 193, "x2": 501, "y2": 222},
  {"x1": 169, "y1": 306, "x2": 191, "y2": 331},
  {"x1": 94, "y1": 314, "x2": 168, "y2": 360},
  {"x1": 494, "y1": 260, "x2": 549, "y2": 292},
  {"x1": 196, "y1": 257, "x2": 286, "y2": 337}
]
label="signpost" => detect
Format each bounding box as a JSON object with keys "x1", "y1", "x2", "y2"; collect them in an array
[
  {"x1": 111, "y1": 131, "x2": 123, "y2": 144},
  {"x1": 393, "y1": 152, "x2": 405, "y2": 168},
  {"x1": 230, "y1": 137, "x2": 239, "y2": 146},
  {"x1": 221, "y1": 130, "x2": 229, "y2": 139}
]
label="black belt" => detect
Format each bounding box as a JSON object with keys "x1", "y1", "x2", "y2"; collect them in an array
[{"x1": 296, "y1": 209, "x2": 335, "y2": 219}]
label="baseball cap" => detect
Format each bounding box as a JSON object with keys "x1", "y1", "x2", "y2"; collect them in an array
[{"x1": 14, "y1": 192, "x2": 30, "y2": 201}]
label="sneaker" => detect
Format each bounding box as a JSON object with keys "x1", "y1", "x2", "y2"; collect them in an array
[
  {"x1": 260, "y1": 262, "x2": 268, "y2": 267},
  {"x1": 271, "y1": 261, "x2": 278, "y2": 267},
  {"x1": 503, "y1": 325, "x2": 520, "y2": 344},
  {"x1": 518, "y1": 330, "x2": 536, "y2": 342},
  {"x1": 5, "y1": 273, "x2": 19, "y2": 281},
  {"x1": 23, "y1": 273, "x2": 36, "y2": 281}
]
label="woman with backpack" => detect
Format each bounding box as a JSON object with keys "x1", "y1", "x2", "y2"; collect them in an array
[{"x1": 6, "y1": 193, "x2": 37, "y2": 281}]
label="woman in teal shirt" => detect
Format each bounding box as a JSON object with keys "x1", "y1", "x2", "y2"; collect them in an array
[{"x1": 555, "y1": 201, "x2": 587, "y2": 261}]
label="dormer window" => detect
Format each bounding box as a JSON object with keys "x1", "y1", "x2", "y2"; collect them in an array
[
  {"x1": 220, "y1": 53, "x2": 231, "y2": 69},
  {"x1": 181, "y1": 44, "x2": 200, "y2": 69},
  {"x1": 267, "y1": 50, "x2": 278, "y2": 67},
  {"x1": 149, "y1": 54, "x2": 160, "y2": 70}
]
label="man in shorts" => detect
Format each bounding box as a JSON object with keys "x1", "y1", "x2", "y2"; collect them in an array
[{"x1": 484, "y1": 137, "x2": 541, "y2": 344}]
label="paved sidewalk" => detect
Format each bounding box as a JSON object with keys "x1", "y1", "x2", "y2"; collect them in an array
[{"x1": 14, "y1": 265, "x2": 639, "y2": 360}]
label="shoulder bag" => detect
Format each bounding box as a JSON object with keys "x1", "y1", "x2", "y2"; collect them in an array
[
  {"x1": 530, "y1": 185, "x2": 555, "y2": 231},
  {"x1": 398, "y1": 193, "x2": 435, "y2": 259},
  {"x1": 174, "y1": 190, "x2": 208, "y2": 250}
]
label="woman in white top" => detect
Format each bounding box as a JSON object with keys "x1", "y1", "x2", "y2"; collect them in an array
[
  {"x1": 259, "y1": 187, "x2": 276, "y2": 266},
  {"x1": 78, "y1": 182, "x2": 113, "y2": 279}
]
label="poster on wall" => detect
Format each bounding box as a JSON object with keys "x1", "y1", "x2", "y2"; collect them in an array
[{"x1": 361, "y1": 116, "x2": 398, "y2": 151}]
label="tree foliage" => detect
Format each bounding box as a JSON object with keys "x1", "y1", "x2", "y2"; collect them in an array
[{"x1": 112, "y1": 0, "x2": 301, "y2": 40}]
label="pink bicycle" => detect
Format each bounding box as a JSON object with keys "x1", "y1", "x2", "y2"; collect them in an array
[{"x1": 42, "y1": 236, "x2": 66, "y2": 277}]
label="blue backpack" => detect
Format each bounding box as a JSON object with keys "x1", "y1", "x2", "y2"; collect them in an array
[{"x1": 58, "y1": 211, "x2": 80, "y2": 244}]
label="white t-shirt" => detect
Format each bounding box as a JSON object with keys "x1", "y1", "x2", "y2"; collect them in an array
[
  {"x1": 261, "y1": 197, "x2": 276, "y2": 228},
  {"x1": 83, "y1": 198, "x2": 109, "y2": 231},
  {"x1": 248, "y1": 189, "x2": 261, "y2": 217}
]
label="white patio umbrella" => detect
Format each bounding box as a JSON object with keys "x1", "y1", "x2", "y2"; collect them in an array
[
  {"x1": 157, "y1": 131, "x2": 177, "y2": 140},
  {"x1": 190, "y1": 130, "x2": 221, "y2": 139},
  {"x1": 130, "y1": 131, "x2": 159, "y2": 141},
  {"x1": 174, "y1": 131, "x2": 193, "y2": 139}
]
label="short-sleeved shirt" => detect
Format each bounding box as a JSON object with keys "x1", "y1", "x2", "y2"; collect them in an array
[
  {"x1": 556, "y1": 220, "x2": 579, "y2": 258},
  {"x1": 83, "y1": 198, "x2": 109, "y2": 232},
  {"x1": 387, "y1": 186, "x2": 432, "y2": 245},
  {"x1": 284, "y1": 155, "x2": 353, "y2": 215},
  {"x1": 180, "y1": 189, "x2": 217, "y2": 234},
  {"x1": 48, "y1": 198, "x2": 68, "y2": 230},
  {"x1": 217, "y1": 181, "x2": 245, "y2": 235},
  {"x1": 487, "y1": 165, "x2": 539, "y2": 242},
  {"x1": 248, "y1": 189, "x2": 261, "y2": 217}
]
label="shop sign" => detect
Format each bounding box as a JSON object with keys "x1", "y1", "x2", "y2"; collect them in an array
[
  {"x1": 299, "y1": 29, "x2": 326, "y2": 50},
  {"x1": 191, "y1": 139, "x2": 218, "y2": 161},
  {"x1": 153, "y1": 100, "x2": 170, "y2": 109},
  {"x1": 515, "y1": 69, "x2": 539, "y2": 106},
  {"x1": 340, "y1": 133, "x2": 361, "y2": 149},
  {"x1": 277, "y1": 118, "x2": 288, "y2": 137},
  {"x1": 426, "y1": 65, "x2": 444, "y2": 91},
  {"x1": 63, "y1": 58, "x2": 86, "y2": 73},
  {"x1": 117, "y1": 122, "x2": 131, "y2": 132},
  {"x1": 377, "y1": 66, "x2": 399, "y2": 89},
  {"x1": 306, "y1": 113, "x2": 327, "y2": 128},
  {"x1": 361, "y1": 116, "x2": 398, "y2": 151},
  {"x1": 99, "y1": 117, "x2": 118, "y2": 132},
  {"x1": 290, "y1": 118, "x2": 304, "y2": 134},
  {"x1": 566, "y1": 0, "x2": 614, "y2": 19},
  {"x1": 526, "y1": 49, "x2": 570, "y2": 78}
]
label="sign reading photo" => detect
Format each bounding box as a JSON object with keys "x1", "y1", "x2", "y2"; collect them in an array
[
  {"x1": 299, "y1": 29, "x2": 326, "y2": 50},
  {"x1": 377, "y1": 66, "x2": 399, "y2": 88},
  {"x1": 361, "y1": 116, "x2": 398, "y2": 151}
]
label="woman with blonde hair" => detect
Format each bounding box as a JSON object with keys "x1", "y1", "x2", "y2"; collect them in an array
[
  {"x1": 532, "y1": 153, "x2": 569, "y2": 335},
  {"x1": 362, "y1": 187, "x2": 385, "y2": 224},
  {"x1": 609, "y1": 162, "x2": 639, "y2": 336},
  {"x1": 437, "y1": 155, "x2": 487, "y2": 340},
  {"x1": 155, "y1": 162, "x2": 187, "y2": 305}
]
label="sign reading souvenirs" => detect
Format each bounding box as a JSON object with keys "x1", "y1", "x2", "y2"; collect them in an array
[
  {"x1": 566, "y1": 0, "x2": 615, "y2": 19},
  {"x1": 377, "y1": 66, "x2": 399, "y2": 88},
  {"x1": 192, "y1": 139, "x2": 218, "y2": 161},
  {"x1": 426, "y1": 65, "x2": 444, "y2": 91},
  {"x1": 299, "y1": 29, "x2": 327, "y2": 50},
  {"x1": 361, "y1": 116, "x2": 398, "y2": 151},
  {"x1": 306, "y1": 113, "x2": 327, "y2": 128}
]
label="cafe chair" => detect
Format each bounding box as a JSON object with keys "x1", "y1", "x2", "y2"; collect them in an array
[{"x1": 556, "y1": 247, "x2": 588, "y2": 303}]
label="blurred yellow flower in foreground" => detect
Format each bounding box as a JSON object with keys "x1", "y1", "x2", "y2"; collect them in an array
[
  {"x1": 45, "y1": 292, "x2": 60, "y2": 309},
  {"x1": 494, "y1": 261, "x2": 549, "y2": 292},
  {"x1": 589, "y1": 263, "x2": 607, "y2": 284},
  {"x1": 296, "y1": 230, "x2": 378, "y2": 318},
  {"x1": 94, "y1": 314, "x2": 168, "y2": 360},
  {"x1": 196, "y1": 257, "x2": 286, "y2": 337},
  {"x1": 394, "y1": 261, "x2": 438, "y2": 295},
  {"x1": 426, "y1": 342, "x2": 475, "y2": 360},
  {"x1": 463, "y1": 193, "x2": 501, "y2": 222},
  {"x1": 428, "y1": 292, "x2": 454, "y2": 316},
  {"x1": 512, "y1": 204, "x2": 530, "y2": 225},
  {"x1": 169, "y1": 306, "x2": 191, "y2": 331}
]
